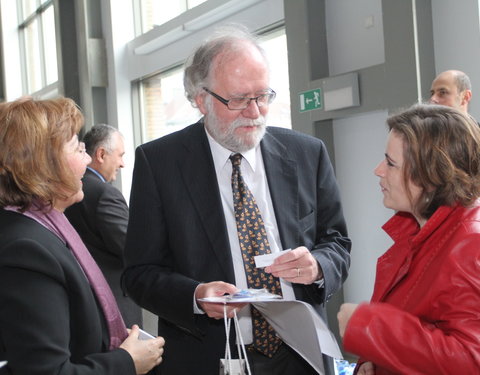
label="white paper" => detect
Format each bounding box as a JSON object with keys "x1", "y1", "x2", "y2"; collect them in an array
[
  {"x1": 0, "y1": 361, "x2": 6, "y2": 368},
  {"x1": 254, "y1": 248, "x2": 291, "y2": 268},
  {"x1": 138, "y1": 328, "x2": 155, "y2": 340},
  {"x1": 253, "y1": 300, "x2": 342, "y2": 374}
]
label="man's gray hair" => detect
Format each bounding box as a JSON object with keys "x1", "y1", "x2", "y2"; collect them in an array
[
  {"x1": 83, "y1": 124, "x2": 121, "y2": 156},
  {"x1": 183, "y1": 23, "x2": 268, "y2": 106},
  {"x1": 453, "y1": 71, "x2": 472, "y2": 92}
]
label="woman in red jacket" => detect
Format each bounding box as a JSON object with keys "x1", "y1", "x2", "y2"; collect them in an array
[{"x1": 338, "y1": 103, "x2": 480, "y2": 375}]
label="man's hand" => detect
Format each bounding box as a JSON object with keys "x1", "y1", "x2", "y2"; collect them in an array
[
  {"x1": 195, "y1": 281, "x2": 246, "y2": 319},
  {"x1": 264, "y1": 246, "x2": 322, "y2": 284}
]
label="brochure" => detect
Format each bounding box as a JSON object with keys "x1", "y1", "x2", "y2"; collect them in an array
[{"x1": 198, "y1": 288, "x2": 282, "y2": 303}]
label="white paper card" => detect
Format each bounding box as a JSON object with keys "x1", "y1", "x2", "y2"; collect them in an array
[
  {"x1": 138, "y1": 329, "x2": 155, "y2": 340},
  {"x1": 254, "y1": 249, "x2": 291, "y2": 268}
]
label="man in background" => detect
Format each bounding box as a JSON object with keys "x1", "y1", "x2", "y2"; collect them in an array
[
  {"x1": 429, "y1": 69, "x2": 472, "y2": 114},
  {"x1": 66, "y1": 124, "x2": 143, "y2": 328}
]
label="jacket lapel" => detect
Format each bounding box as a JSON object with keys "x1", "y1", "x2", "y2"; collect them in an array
[
  {"x1": 178, "y1": 123, "x2": 235, "y2": 282},
  {"x1": 372, "y1": 207, "x2": 456, "y2": 302},
  {"x1": 370, "y1": 213, "x2": 415, "y2": 301},
  {"x1": 261, "y1": 130, "x2": 299, "y2": 249}
]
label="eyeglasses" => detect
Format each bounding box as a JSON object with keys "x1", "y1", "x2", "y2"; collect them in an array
[{"x1": 203, "y1": 87, "x2": 276, "y2": 110}]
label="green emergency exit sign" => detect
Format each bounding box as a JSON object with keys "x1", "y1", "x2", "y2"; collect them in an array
[{"x1": 299, "y1": 88, "x2": 322, "y2": 112}]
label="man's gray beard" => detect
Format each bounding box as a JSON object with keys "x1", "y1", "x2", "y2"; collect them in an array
[{"x1": 204, "y1": 111, "x2": 267, "y2": 153}]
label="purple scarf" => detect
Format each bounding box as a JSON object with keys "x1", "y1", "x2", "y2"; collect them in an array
[{"x1": 6, "y1": 203, "x2": 128, "y2": 350}]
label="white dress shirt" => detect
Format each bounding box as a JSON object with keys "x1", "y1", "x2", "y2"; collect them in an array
[{"x1": 205, "y1": 129, "x2": 296, "y2": 344}]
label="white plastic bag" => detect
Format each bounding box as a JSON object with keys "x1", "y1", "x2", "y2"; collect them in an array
[{"x1": 219, "y1": 306, "x2": 251, "y2": 375}]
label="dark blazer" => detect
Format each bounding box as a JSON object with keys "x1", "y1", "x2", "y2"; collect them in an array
[
  {"x1": 0, "y1": 209, "x2": 135, "y2": 375},
  {"x1": 65, "y1": 168, "x2": 142, "y2": 328},
  {"x1": 123, "y1": 121, "x2": 351, "y2": 374}
]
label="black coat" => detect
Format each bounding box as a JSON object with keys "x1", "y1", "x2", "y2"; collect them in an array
[{"x1": 0, "y1": 209, "x2": 135, "y2": 374}]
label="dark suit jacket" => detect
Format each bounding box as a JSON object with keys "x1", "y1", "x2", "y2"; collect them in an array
[
  {"x1": 65, "y1": 168, "x2": 142, "y2": 327},
  {"x1": 123, "y1": 121, "x2": 351, "y2": 374},
  {"x1": 0, "y1": 209, "x2": 135, "y2": 375}
]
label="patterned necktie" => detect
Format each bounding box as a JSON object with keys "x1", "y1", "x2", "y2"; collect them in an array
[{"x1": 230, "y1": 153, "x2": 282, "y2": 357}]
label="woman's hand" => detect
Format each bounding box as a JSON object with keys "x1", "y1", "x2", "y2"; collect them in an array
[
  {"x1": 120, "y1": 325, "x2": 165, "y2": 375},
  {"x1": 337, "y1": 303, "x2": 359, "y2": 338},
  {"x1": 357, "y1": 361, "x2": 375, "y2": 375}
]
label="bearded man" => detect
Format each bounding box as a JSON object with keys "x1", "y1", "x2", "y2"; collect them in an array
[{"x1": 123, "y1": 25, "x2": 351, "y2": 375}]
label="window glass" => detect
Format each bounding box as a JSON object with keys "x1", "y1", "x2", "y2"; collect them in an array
[
  {"x1": 139, "y1": 68, "x2": 201, "y2": 142},
  {"x1": 43, "y1": 5, "x2": 58, "y2": 85},
  {"x1": 260, "y1": 29, "x2": 291, "y2": 129},
  {"x1": 141, "y1": 1, "x2": 185, "y2": 33},
  {"x1": 21, "y1": 0, "x2": 37, "y2": 19},
  {"x1": 24, "y1": 18, "x2": 42, "y2": 93},
  {"x1": 17, "y1": 0, "x2": 58, "y2": 95},
  {"x1": 138, "y1": 27, "x2": 291, "y2": 143},
  {"x1": 136, "y1": 0, "x2": 207, "y2": 34},
  {"x1": 187, "y1": 0, "x2": 205, "y2": 7}
]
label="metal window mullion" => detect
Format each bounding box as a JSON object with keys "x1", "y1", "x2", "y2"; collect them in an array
[
  {"x1": 37, "y1": 7, "x2": 47, "y2": 88},
  {"x1": 16, "y1": 0, "x2": 28, "y2": 93},
  {"x1": 18, "y1": 30, "x2": 30, "y2": 93},
  {"x1": 134, "y1": 80, "x2": 147, "y2": 145},
  {"x1": 133, "y1": 0, "x2": 143, "y2": 37},
  {"x1": 17, "y1": 0, "x2": 53, "y2": 29}
]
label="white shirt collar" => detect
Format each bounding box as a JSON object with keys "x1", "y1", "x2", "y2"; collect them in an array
[{"x1": 205, "y1": 128, "x2": 258, "y2": 172}]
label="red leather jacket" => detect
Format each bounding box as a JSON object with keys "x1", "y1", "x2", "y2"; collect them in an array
[{"x1": 343, "y1": 203, "x2": 480, "y2": 374}]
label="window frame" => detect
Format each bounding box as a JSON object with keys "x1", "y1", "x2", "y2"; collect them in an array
[
  {"x1": 107, "y1": 0, "x2": 285, "y2": 197},
  {"x1": 16, "y1": 0, "x2": 58, "y2": 96}
]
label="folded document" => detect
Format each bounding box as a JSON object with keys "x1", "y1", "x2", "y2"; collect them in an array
[
  {"x1": 254, "y1": 300, "x2": 342, "y2": 374},
  {"x1": 200, "y1": 291, "x2": 342, "y2": 375}
]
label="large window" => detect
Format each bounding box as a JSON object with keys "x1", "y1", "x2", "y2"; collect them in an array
[
  {"x1": 137, "y1": 28, "x2": 291, "y2": 143},
  {"x1": 17, "y1": 0, "x2": 58, "y2": 94},
  {"x1": 135, "y1": 0, "x2": 207, "y2": 35},
  {"x1": 138, "y1": 67, "x2": 200, "y2": 141}
]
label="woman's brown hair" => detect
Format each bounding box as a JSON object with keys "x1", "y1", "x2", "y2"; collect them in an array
[
  {"x1": 0, "y1": 97, "x2": 84, "y2": 210},
  {"x1": 387, "y1": 103, "x2": 480, "y2": 219}
]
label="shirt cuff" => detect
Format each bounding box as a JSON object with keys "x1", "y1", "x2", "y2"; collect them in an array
[
  {"x1": 314, "y1": 278, "x2": 325, "y2": 288},
  {"x1": 193, "y1": 284, "x2": 205, "y2": 314}
]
